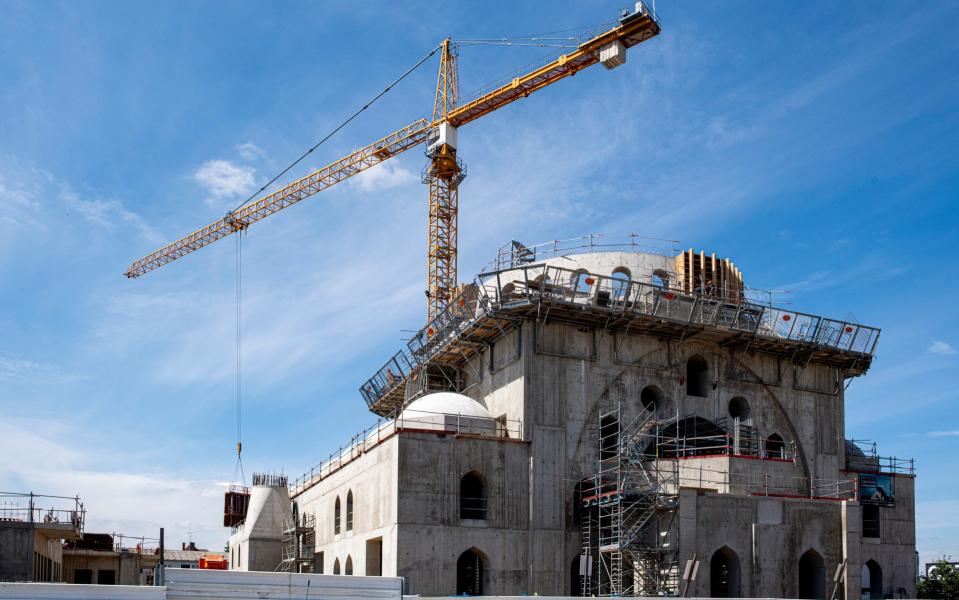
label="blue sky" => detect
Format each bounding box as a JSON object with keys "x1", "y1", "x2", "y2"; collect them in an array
[{"x1": 1, "y1": 1, "x2": 956, "y2": 563}]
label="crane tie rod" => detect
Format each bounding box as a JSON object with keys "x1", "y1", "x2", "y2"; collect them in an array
[{"x1": 228, "y1": 42, "x2": 442, "y2": 216}]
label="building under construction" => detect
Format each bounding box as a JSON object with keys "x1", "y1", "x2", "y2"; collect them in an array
[{"x1": 226, "y1": 236, "x2": 916, "y2": 598}]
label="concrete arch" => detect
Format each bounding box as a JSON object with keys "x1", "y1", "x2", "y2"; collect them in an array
[
  {"x1": 460, "y1": 471, "x2": 488, "y2": 520},
  {"x1": 729, "y1": 353, "x2": 811, "y2": 489},
  {"x1": 862, "y1": 559, "x2": 882, "y2": 599},
  {"x1": 710, "y1": 545, "x2": 741, "y2": 597},
  {"x1": 456, "y1": 547, "x2": 487, "y2": 595},
  {"x1": 798, "y1": 548, "x2": 826, "y2": 599}
]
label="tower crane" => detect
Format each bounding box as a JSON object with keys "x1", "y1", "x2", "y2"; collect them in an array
[{"x1": 124, "y1": 3, "x2": 661, "y2": 325}]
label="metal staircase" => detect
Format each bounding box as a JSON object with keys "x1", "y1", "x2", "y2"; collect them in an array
[{"x1": 580, "y1": 387, "x2": 680, "y2": 596}]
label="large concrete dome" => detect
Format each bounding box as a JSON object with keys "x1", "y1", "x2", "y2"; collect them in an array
[{"x1": 400, "y1": 392, "x2": 491, "y2": 420}]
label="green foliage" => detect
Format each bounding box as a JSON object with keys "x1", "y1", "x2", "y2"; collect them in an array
[{"x1": 917, "y1": 558, "x2": 959, "y2": 599}]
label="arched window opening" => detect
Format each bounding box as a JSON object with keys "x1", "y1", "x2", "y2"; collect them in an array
[
  {"x1": 729, "y1": 397, "x2": 750, "y2": 421},
  {"x1": 686, "y1": 355, "x2": 709, "y2": 397},
  {"x1": 861, "y1": 560, "x2": 882, "y2": 599},
  {"x1": 798, "y1": 549, "x2": 826, "y2": 599},
  {"x1": 862, "y1": 505, "x2": 880, "y2": 538},
  {"x1": 346, "y1": 490, "x2": 354, "y2": 531},
  {"x1": 500, "y1": 282, "x2": 516, "y2": 299},
  {"x1": 460, "y1": 472, "x2": 488, "y2": 520},
  {"x1": 570, "y1": 555, "x2": 583, "y2": 596},
  {"x1": 345, "y1": 555, "x2": 353, "y2": 575},
  {"x1": 611, "y1": 268, "x2": 631, "y2": 300},
  {"x1": 334, "y1": 496, "x2": 341, "y2": 535},
  {"x1": 333, "y1": 558, "x2": 341, "y2": 575},
  {"x1": 766, "y1": 434, "x2": 786, "y2": 459},
  {"x1": 456, "y1": 548, "x2": 485, "y2": 595},
  {"x1": 600, "y1": 415, "x2": 620, "y2": 460},
  {"x1": 652, "y1": 269, "x2": 669, "y2": 288},
  {"x1": 710, "y1": 546, "x2": 741, "y2": 598},
  {"x1": 641, "y1": 385, "x2": 664, "y2": 414},
  {"x1": 573, "y1": 269, "x2": 591, "y2": 294}
]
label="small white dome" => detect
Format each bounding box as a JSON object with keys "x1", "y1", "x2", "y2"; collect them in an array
[{"x1": 400, "y1": 392, "x2": 492, "y2": 420}]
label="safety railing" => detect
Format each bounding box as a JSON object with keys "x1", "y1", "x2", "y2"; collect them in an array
[
  {"x1": 360, "y1": 350, "x2": 415, "y2": 407},
  {"x1": 361, "y1": 261, "x2": 880, "y2": 408},
  {"x1": 291, "y1": 410, "x2": 521, "y2": 496},
  {"x1": 0, "y1": 491, "x2": 85, "y2": 531},
  {"x1": 647, "y1": 434, "x2": 798, "y2": 462},
  {"x1": 874, "y1": 455, "x2": 915, "y2": 475},
  {"x1": 113, "y1": 533, "x2": 161, "y2": 555},
  {"x1": 581, "y1": 465, "x2": 857, "y2": 504},
  {"x1": 477, "y1": 263, "x2": 880, "y2": 353},
  {"x1": 483, "y1": 234, "x2": 679, "y2": 273}
]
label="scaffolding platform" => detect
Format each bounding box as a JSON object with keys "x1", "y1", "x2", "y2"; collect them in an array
[{"x1": 361, "y1": 259, "x2": 880, "y2": 417}]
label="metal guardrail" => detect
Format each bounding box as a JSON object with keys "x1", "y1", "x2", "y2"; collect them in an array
[
  {"x1": 0, "y1": 492, "x2": 85, "y2": 531},
  {"x1": 583, "y1": 466, "x2": 857, "y2": 504},
  {"x1": 360, "y1": 262, "x2": 881, "y2": 409},
  {"x1": 483, "y1": 234, "x2": 679, "y2": 273},
  {"x1": 290, "y1": 410, "x2": 522, "y2": 496}
]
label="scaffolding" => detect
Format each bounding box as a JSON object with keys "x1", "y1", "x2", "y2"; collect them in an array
[
  {"x1": 360, "y1": 247, "x2": 881, "y2": 417},
  {"x1": 580, "y1": 383, "x2": 681, "y2": 597},
  {"x1": 277, "y1": 510, "x2": 315, "y2": 573}
]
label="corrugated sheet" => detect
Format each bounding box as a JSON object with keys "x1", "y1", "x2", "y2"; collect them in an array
[
  {"x1": 0, "y1": 583, "x2": 164, "y2": 599},
  {"x1": 164, "y1": 569, "x2": 403, "y2": 600},
  {"x1": 0, "y1": 570, "x2": 403, "y2": 600}
]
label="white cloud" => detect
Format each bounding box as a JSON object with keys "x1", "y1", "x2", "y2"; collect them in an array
[
  {"x1": 193, "y1": 159, "x2": 256, "y2": 204},
  {"x1": 0, "y1": 162, "x2": 159, "y2": 245},
  {"x1": 61, "y1": 189, "x2": 163, "y2": 246},
  {"x1": 929, "y1": 340, "x2": 956, "y2": 355},
  {"x1": 0, "y1": 354, "x2": 80, "y2": 385},
  {"x1": 0, "y1": 168, "x2": 49, "y2": 231},
  {"x1": 930, "y1": 431, "x2": 959, "y2": 438},
  {"x1": 237, "y1": 142, "x2": 266, "y2": 161},
  {"x1": 0, "y1": 417, "x2": 225, "y2": 551},
  {"x1": 350, "y1": 160, "x2": 415, "y2": 192}
]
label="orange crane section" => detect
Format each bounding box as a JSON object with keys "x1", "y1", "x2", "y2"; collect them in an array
[{"x1": 124, "y1": 4, "x2": 661, "y2": 323}]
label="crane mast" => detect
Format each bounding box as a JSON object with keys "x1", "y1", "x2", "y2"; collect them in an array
[
  {"x1": 124, "y1": 3, "x2": 661, "y2": 325},
  {"x1": 425, "y1": 39, "x2": 462, "y2": 323}
]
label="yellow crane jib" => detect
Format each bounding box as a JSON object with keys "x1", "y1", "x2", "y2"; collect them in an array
[{"x1": 123, "y1": 2, "x2": 661, "y2": 325}]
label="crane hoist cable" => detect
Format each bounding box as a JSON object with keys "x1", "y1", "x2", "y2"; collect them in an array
[
  {"x1": 231, "y1": 230, "x2": 246, "y2": 486},
  {"x1": 223, "y1": 45, "x2": 442, "y2": 483},
  {"x1": 227, "y1": 43, "x2": 441, "y2": 216}
]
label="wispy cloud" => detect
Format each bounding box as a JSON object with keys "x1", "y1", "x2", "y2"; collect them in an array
[
  {"x1": 193, "y1": 159, "x2": 256, "y2": 206},
  {"x1": 350, "y1": 160, "x2": 416, "y2": 192},
  {"x1": 929, "y1": 340, "x2": 956, "y2": 355},
  {"x1": 62, "y1": 189, "x2": 163, "y2": 246},
  {"x1": 0, "y1": 417, "x2": 223, "y2": 549},
  {"x1": 0, "y1": 354, "x2": 84, "y2": 385},
  {"x1": 237, "y1": 142, "x2": 266, "y2": 162},
  {"x1": 0, "y1": 161, "x2": 158, "y2": 246},
  {"x1": 929, "y1": 431, "x2": 959, "y2": 438}
]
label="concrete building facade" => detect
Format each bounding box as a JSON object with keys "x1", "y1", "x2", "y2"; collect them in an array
[
  {"x1": 0, "y1": 493, "x2": 83, "y2": 583},
  {"x1": 251, "y1": 240, "x2": 914, "y2": 598}
]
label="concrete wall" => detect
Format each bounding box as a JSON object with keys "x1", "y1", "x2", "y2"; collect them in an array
[
  {"x1": 228, "y1": 485, "x2": 290, "y2": 572},
  {"x1": 292, "y1": 251, "x2": 914, "y2": 598},
  {"x1": 855, "y1": 474, "x2": 917, "y2": 598},
  {"x1": 394, "y1": 432, "x2": 531, "y2": 596},
  {"x1": 298, "y1": 435, "x2": 399, "y2": 577},
  {"x1": 62, "y1": 550, "x2": 155, "y2": 585},
  {"x1": 0, "y1": 523, "x2": 68, "y2": 583},
  {"x1": 679, "y1": 491, "x2": 847, "y2": 598},
  {"x1": 0, "y1": 522, "x2": 35, "y2": 581}
]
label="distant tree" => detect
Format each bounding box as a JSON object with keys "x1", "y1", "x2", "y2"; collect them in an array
[{"x1": 917, "y1": 558, "x2": 959, "y2": 599}]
